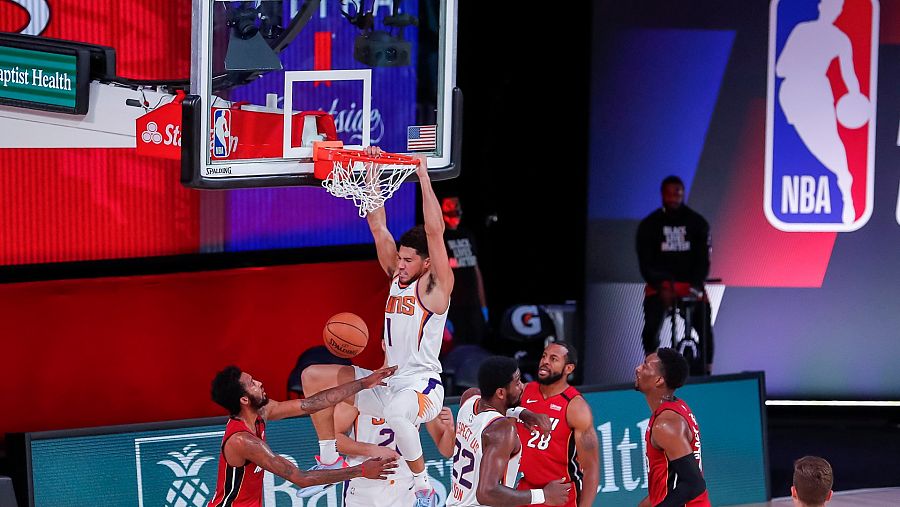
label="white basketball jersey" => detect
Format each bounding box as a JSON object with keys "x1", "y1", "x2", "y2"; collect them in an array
[
  {"x1": 447, "y1": 395, "x2": 522, "y2": 507},
  {"x1": 345, "y1": 414, "x2": 412, "y2": 487},
  {"x1": 384, "y1": 276, "x2": 447, "y2": 380}
]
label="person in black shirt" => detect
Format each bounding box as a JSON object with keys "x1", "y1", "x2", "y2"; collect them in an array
[
  {"x1": 636, "y1": 176, "x2": 714, "y2": 375},
  {"x1": 441, "y1": 196, "x2": 488, "y2": 347}
]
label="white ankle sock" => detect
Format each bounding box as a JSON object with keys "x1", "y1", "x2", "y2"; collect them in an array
[
  {"x1": 318, "y1": 440, "x2": 338, "y2": 464},
  {"x1": 412, "y1": 470, "x2": 430, "y2": 491}
]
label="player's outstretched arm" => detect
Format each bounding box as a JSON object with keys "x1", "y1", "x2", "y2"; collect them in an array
[
  {"x1": 229, "y1": 432, "x2": 398, "y2": 488},
  {"x1": 263, "y1": 366, "x2": 397, "y2": 420},
  {"x1": 567, "y1": 397, "x2": 600, "y2": 507},
  {"x1": 477, "y1": 419, "x2": 571, "y2": 506},
  {"x1": 366, "y1": 204, "x2": 399, "y2": 278},
  {"x1": 517, "y1": 409, "x2": 552, "y2": 437},
  {"x1": 425, "y1": 407, "x2": 456, "y2": 458},
  {"x1": 334, "y1": 403, "x2": 400, "y2": 460},
  {"x1": 651, "y1": 412, "x2": 707, "y2": 507},
  {"x1": 416, "y1": 160, "x2": 454, "y2": 312}
]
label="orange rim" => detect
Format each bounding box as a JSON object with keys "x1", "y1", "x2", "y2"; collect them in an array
[{"x1": 313, "y1": 146, "x2": 420, "y2": 166}]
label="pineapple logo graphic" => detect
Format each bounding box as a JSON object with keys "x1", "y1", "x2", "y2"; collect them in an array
[{"x1": 157, "y1": 444, "x2": 214, "y2": 507}]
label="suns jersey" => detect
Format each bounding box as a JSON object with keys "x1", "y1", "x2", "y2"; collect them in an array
[
  {"x1": 447, "y1": 395, "x2": 522, "y2": 507},
  {"x1": 645, "y1": 398, "x2": 711, "y2": 507},
  {"x1": 517, "y1": 383, "x2": 583, "y2": 506},
  {"x1": 384, "y1": 276, "x2": 447, "y2": 381},
  {"x1": 345, "y1": 414, "x2": 413, "y2": 485},
  {"x1": 207, "y1": 417, "x2": 266, "y2": 507}
]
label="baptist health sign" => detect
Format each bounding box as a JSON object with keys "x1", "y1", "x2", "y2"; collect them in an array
[
  {"x1": 25, "y1": 374, "x2": 767, "y2": 507},
  {"x1": 0, "y1": 45, "x2": 77, "y2": 110}
]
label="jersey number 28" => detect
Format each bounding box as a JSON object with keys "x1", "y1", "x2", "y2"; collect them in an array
[{"x1": 526, "y1": 417, "x2": 560, "y2": 450}]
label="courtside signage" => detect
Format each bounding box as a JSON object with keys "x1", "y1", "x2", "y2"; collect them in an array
[
  {"x1": 22, "y1": 374, "x2": 766, "y2": 506},
  {"x1": 765, "y1": 0, "x2": 878, "y2": 232},
  {"x1": 0, "y1": 42, "x2": 89, "y2": 115}
]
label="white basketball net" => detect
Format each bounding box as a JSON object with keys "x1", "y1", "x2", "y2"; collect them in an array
[{"x1": 321, "y1": 159, "x2": 418, "y2": 217}]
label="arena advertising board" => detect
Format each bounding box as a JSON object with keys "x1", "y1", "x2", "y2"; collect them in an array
[{"x1": 21, "y1": 374, "x2": 767, "y2": 506}]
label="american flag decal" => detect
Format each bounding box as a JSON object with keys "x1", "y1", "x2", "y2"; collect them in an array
[{"x1": 407, "y1": 125, "x2": 437, "y2": 151}]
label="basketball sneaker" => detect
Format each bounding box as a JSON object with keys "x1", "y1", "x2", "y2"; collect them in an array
[
  {"x1": 413, "y1": 488, "x2": 437, "y2": 507},
  {"x1": 294, "y1": 456, "x2": 348, "y2": 498}
]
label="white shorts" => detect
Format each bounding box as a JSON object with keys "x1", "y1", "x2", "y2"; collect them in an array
[
  {"x1": 353, "y1": 367, "x2": 445, "y2": 425},
  {"x1": 343, "y1": 477, "x2": 415, "y2": 507}
]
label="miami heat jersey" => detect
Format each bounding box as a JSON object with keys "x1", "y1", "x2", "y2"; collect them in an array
[
  {"x1": 517, "y1": 382, "x2": 582, "y2": 506},
  {"x1": 447, "y1": 395, "x2": 521, "y2": 507},
  {"x1": 383, "y1": 276, "x2": 447, "y2": 381},
  {"x1": 645, "y1": 398, "x2": 711, "y2": 507},
  {"x1": 207, "y1": 417, "x2": 266, "y2": 507}
]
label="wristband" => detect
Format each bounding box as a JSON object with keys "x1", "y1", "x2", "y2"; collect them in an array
[
  {"x1": 506, "y1": 407, "x2": 525, "y2": 420},
  {"x1": 530, "y1": 489, "x2": 545, "y2": 505}
]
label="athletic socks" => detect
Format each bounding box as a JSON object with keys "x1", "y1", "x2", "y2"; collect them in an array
[
  {"x1": 318, "y1": 439, "x2": 339, "y2": 464},
  {"x1": 412, "y1": 469, "x2": 430, "y2": 491}
]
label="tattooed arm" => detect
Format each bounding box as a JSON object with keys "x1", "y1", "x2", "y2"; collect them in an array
[
  {"x1": 263, "y1": 366, "x2": 397, "y2": 421},
  {"x1": 227, "y1": 432, "x2": 397, "y2": 487}
]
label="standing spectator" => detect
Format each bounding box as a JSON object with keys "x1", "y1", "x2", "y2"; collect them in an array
[
  {"x1": 442, "y1": 196, "x2": 489, "y2": 346},
  {"x1": 636, "y1": 175, "x2": 714, "y2": 374}
]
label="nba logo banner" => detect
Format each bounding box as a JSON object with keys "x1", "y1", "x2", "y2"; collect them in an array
[
  {"x1": 765, "y1": 0, "x2": 878, "y2": 232},
  {"x1": 212, "y1": 109, "x2": 232, "y2": 158}
]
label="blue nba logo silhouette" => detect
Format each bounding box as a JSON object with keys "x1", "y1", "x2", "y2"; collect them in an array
[
  {"x1": 212, "y1": 109, "x2": 232, "y2": 158},
  {"x1": 765, "y1": 0, "x2": 878, "y2": 232}
]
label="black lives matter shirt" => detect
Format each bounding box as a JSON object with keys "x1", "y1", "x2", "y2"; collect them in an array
[
  {"x1": 444, "y1": 226, "x2": 480, "y2": 308},
  {"x1": 636, "y1": 205, "x2": 711, "y2": 289}
]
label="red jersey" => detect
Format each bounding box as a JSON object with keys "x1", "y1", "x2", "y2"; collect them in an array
[
  {"x1": 645, "y1": 398, "x2": 711, "y2": 507},
  {"x1": 208, "y1": 417, "x2": 267, "y2": 507},
  {"x1": 516, "y1": 382, "x2": 582, "y2": 507}
]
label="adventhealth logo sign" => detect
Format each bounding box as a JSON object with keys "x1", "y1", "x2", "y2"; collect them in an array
[{"x1": 28, "y1": 378, "x2": 765, "y2": 507}]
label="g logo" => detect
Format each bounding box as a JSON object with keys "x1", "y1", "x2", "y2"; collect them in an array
[{"x1": 511, "y1": 305, "x2": 542, "y2": 336}]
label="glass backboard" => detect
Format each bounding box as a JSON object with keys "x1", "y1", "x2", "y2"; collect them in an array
[{"x1": 182, "y1": 0, "x2": 460, "y2": 189}]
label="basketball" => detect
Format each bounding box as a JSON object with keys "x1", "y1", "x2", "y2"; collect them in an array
[
  {"x1": 836, "y1": 92, "x2": 870, "y2": 129},
  {"x1": 323, "y1": 312, "x2": 369, "y2": 358}
]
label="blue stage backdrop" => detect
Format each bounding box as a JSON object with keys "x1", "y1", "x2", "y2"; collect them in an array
[{"x1": 586, "y1": 0, "x2": 900, "y2": 400}]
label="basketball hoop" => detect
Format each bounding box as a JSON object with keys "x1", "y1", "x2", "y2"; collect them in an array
[{"x1": 313, "y1": 144, "x2": 420, "y2": 217}]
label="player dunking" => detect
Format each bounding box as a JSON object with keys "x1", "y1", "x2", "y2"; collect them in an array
[
  {"x1": 635, "y1": 348, "x2": 710, "y2": 507},
  {"x1": 448, "y1": 356, "x2": 571, "y2": 507},
  {"x1": 517, "y1": 342, "x2": 600, "y2": 507},
  {"x1": 206, "y1": 365, "x2": 397, "y2": 507},
  {"x1": 303, "y1": 155, "x2": 453, "y2": 507}
]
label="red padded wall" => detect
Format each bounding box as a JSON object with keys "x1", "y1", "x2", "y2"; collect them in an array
[
  {"x1": 0, "y1": 261, "x2": 389, "y2": 438},
  {"x1": 0, "y1": 0, "x2": 196, "y2": 266}
]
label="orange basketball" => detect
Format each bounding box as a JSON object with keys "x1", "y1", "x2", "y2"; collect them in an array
[{"x1": 323, "y1": 312, "x2": 369, "y2": 358}]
